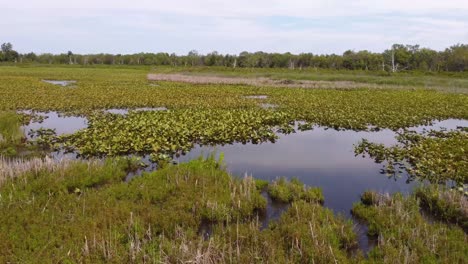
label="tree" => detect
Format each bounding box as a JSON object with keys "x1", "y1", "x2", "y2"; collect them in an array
[
  {"x1": 67, "y1": 51, "x2": 74, "y2": 64},
  {"x1": 1, "y1": 43, "x2": 13, "y2": 53},
  {"x1": 0, "y1": 42, "x2": 19, "y2": 62},
  {"x1": 445, "y1": 44, "x2": 468, "y2": 72},
  {"x1": 188, "y1": 50, "x2": 199, "y2": 66}
]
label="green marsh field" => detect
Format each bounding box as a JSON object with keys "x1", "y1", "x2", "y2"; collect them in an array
[{"x1": 0, "y1": 65, "x2": 467, "y2": 263}]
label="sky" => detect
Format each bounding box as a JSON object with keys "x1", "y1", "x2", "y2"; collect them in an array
[{"x1": 2, "y1": 0, "x2": 468, "y2": 55}]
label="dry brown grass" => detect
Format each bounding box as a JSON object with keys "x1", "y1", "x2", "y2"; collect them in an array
[
  {"x1": 147, "y1": 73, "x2": 468, "y2": 94},
  {"x1": 0, "y1": 156, "x2": 95, "y2": 186},
  {"x1": 147, "y1": 73, "x2": 405, "y2": 90}
]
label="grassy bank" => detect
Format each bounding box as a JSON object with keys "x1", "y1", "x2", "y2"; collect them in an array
[
  {"x1": 1, "y1": 156, "x2": 466, "y2": 263},
  {"x1": 0, "y1": 157, "x2": 361, "y2": 263},
  {"x1": 352, "y1": 191, "x2": 468, "y2": 263},
  {"x1": 415, "y1": 185, "x2": 468, "y2": 232},
  {"x1": 0, "y1": 111, "x2": 23, "y2": 156}
]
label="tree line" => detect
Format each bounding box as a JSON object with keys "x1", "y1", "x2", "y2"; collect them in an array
[{"x1": 1, "y1": 42, "x2": 467, "y2": 72}]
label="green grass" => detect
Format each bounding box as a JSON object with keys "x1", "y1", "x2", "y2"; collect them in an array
[
  {"x1": 268, "y1": 177, "x2": 324, "y2": 203},
  {"x1": 0, "y1": 156, "x2": 361, "y2": 263},
  {"x1": 0, "y1": 157, "x2": 257, "y2": 262},
  {"x1": 352, "y1": 191, "x2": 468, "y2": 263},
  {"x1": 415, "y1": 185, "x2": 468, "y2": 232},
  {"x1": 0, "y1": 112, "x2": 22, "y2": 143},
  {"x1": 0, "y1": 111, "x2": 23, "y2": 156},
  {"x1": 1, "y1": 154, "x2": 467, "y2": 262},
  {"x1": 0, "y1": 65, "x2": 467, "y2": 262}
]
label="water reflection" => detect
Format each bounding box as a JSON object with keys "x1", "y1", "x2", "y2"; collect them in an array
[
  {"x1": 177, "y1": 127, "x2": 410, "y2": 217},
  {"x1": 20, "y1": 111, "x2": 88, "y2": 138},
  {"x1": 409, "y1": 118, "x2": 468, "y2": 132}
]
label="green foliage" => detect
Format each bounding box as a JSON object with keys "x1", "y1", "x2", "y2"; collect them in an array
[
  {"x1": 197, "y1": 201, "x2": 361, "y2": 263},
  {"x1": 2, "y1": 154, "x2": 467, "y2": 262},
  {"x1": 0, "y1": 112, "x2": 23, "y2": 156},
  {"x1": 0, "y1": 42, "x2": 19, "y2": 62},
  {"x1": 268, "y1": 177, "x2": 324, "y2": 204},
  {"x1": 2, "y1": 67, "x2": 466, "y2": 161},
  {"x1": 355, "y1": 129, "x2": 468, "y2": 186},
  {"x1": 352, "y1": 192, "x2": 468, "y2": 263},
  {"x1": 0, "y1": 111, "x2": 22, "y2": 144},
  {"x1": 415, "y1": 185, "x2": 468, "y2": 232},
  {"x1": 0, "y1": 157, "x2": 267, "y2": 262},
  {"x1": 59, "y1": 109, "x2": 287, "y2": 157},
  {"x1": 4, "y1": 42, "x2": 468, "y2": 73}
]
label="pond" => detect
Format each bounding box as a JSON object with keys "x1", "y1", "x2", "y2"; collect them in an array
[
  {"x1": 179, "y1": 126, "x2": 408, "y2": 217},
  {"x1": 42, "y1": 80, "x2": 77, "y2": 87},
  {"x1": 19, "y1": 111, "x2": 467, "y2": 221},
  {"x1": 20, "y1": 111, "x2": 88, "y2": 138}
]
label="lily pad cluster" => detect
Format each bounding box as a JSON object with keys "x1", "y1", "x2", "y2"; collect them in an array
[
  {"x1": 59, "y1": 109, "x2": 293, "y2": 158},
  {"x1": 355, "y1": 129, "x2": 468, "y2": 186},
  {"x1": 1, "y1": 67, "x2": 467, "y2": 131}
]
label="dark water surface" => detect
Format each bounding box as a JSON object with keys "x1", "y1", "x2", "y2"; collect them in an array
[
  {"x1": 178, "y1": 118, "x2": 468, "y2": 216},
  {"x1": 179, "y1": 127, "x2": 406, "y2": 217},
  {"x1": 20, "y1": 111, "x2": 88, "y2": 138},
  {"x1": 42, "y1": 80, "x2": 77, "y2": 87}
]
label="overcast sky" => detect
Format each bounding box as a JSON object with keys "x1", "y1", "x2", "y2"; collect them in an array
[{"x1": 2, "y1": 0, "x2": 468, "y2": 55}]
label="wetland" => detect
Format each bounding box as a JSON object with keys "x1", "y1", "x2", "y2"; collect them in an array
[{"x1": 0, "y1": 65, "x2": 467, "y2": 263}]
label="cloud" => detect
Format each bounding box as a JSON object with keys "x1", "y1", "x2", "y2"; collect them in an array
[
  {"x1": 5, "y1": 0, "x2": 468, "y2": 15},
  {"x1": 1, "y1": 1, "x2": 467, "y2": 54}
]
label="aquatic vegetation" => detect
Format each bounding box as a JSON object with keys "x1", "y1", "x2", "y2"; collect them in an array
[
  {"x1": 1, "y1": 65, "x2": 468, "y2": 262},
  {"x1": 28, "y1": 128, "x2": 58, "y2": 150},
  {"x1": 415, "y1": 185, "x2": 468, "y2": 232},
  {"x1": 0, "y1": 67, "x2": 467, "y2": 131},
  {"x1": 352, "y1": 191, "x2": 468, "y2": 263},
  {"x1": 17, "y1": 111, "x2": 47, "y2": 125},
  {"x1": 59, "y1": 109, "x2": 291, "y2": 157},
  {"x1": 268, "y1": 177, "x2": 324, "y2": 204},
  {"x1": 355, "y1": 129, "x2": 468, "y2": 186}
]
